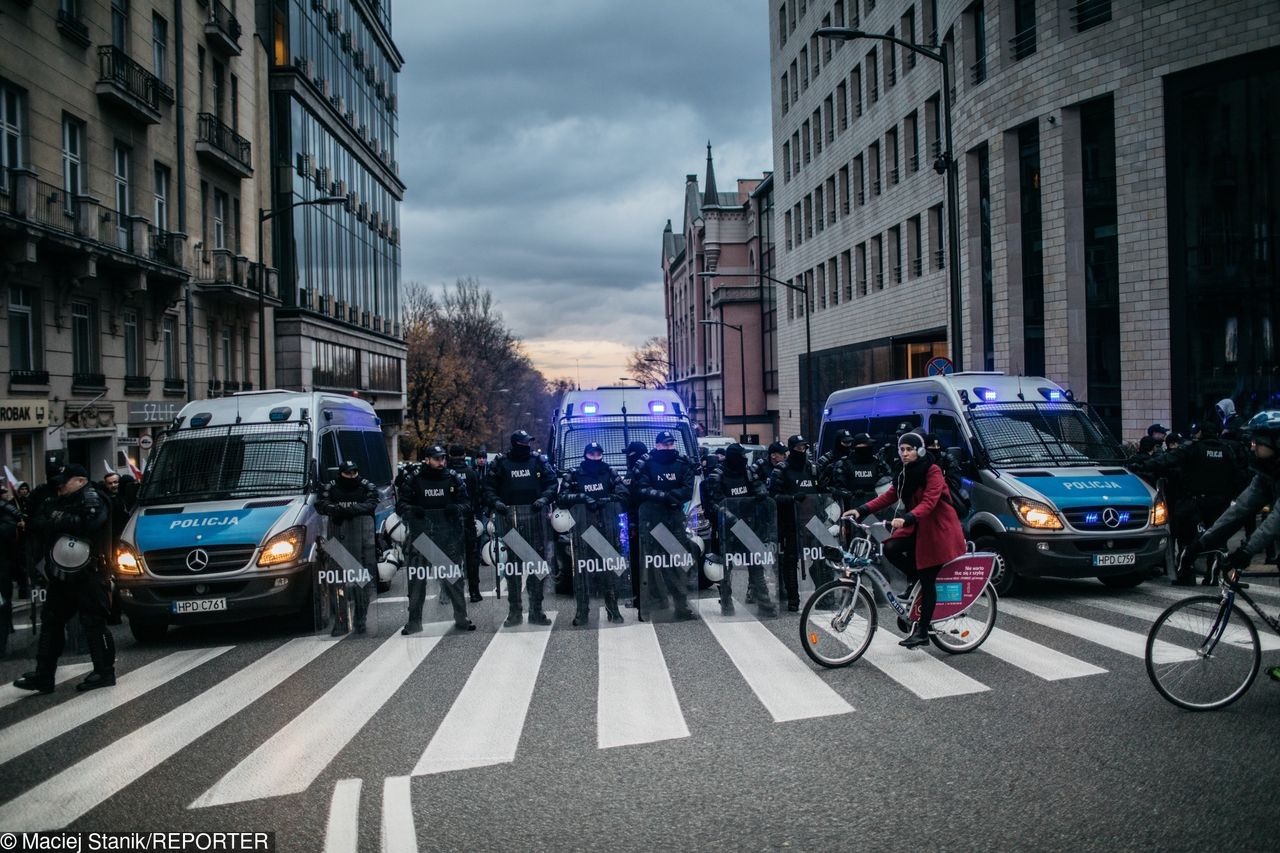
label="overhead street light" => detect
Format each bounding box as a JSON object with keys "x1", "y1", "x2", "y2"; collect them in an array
[
  {"x1": 258, "y1": 195, "x2": 347, "y2": 389},
  {"x1": 700, "y1": 270, "x2": 813, "y2": 437},
  {"x1": 701, "y1": 319, "x2": 747, "y2": 442},
  {"x1": 816, "y1": 26, "x2": 964, "y2": 371}
]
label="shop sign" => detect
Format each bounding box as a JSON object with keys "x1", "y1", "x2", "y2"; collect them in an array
[
  {"x1": 127, "y1": 401, "x2": 181, "y2": 425},
  {"x1": 0, "y1": 399, "x2": 50, "y2": 430}
]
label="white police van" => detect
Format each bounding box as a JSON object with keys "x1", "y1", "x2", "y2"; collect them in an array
[
  {"x1": 818, "y1": 373, "x2": 1168, "y2": 594},
  {"x1": 549, "y1": 388, "x2": 698, "y2": 474},
  {"x1": 115, "y1": 390, "x2": 393, "y2": 642}
]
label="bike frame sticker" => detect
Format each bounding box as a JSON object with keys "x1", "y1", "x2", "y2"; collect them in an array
[{"x1": 909, "y1": 553, "x2": 996, "y2": 622}]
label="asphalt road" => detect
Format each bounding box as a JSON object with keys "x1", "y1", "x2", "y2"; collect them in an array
[{"x1": 0, "y1": 572, "x2": 1277, "y2": 852}]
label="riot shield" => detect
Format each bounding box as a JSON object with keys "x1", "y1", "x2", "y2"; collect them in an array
[
  {"x1": 794, "y1": 492, "x2": 842, "y2": 599},
  {"x1": 566, "y1": 501, "x2": 627, "y2": 626},
  {"x1": 492, "y1": 504, "x2": 553, "y2": 623},
  {"x1": 403, "y1": 508, "x2": 472, "y2": 632},
  {"x1": 314, "y1": 514, "x2": 384, "y2": 638},
  {"x1": 636, "y1": 502, "x2": 699, "y2": 623},
  {"x1": 718, "y1": 496, "x2": 781, "y2": 618}
]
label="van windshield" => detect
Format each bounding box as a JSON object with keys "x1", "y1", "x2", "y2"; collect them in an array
[
  {"x1": 138, "y1": 423, "x2": 311, "y2": 504},
  {"x1": 559, "y1": 415, "x2": 695, "y2": 473},
  {"x1": 967, "y1": 402, "x2": 1125, "y2": 467}
]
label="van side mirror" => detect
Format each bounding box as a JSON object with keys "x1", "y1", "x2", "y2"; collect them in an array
[{"x1": 323, "y1": 466, "x2": 339, "y2": 483}]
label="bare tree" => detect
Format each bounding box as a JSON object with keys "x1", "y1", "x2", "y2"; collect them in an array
[{"x1": 626, "y1": 336, "x2": 671, "y2": 389}]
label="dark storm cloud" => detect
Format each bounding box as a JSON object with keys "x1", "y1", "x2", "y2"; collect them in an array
[{"x1": 393, "y1": 0, "x2": 772, "y2": 360}]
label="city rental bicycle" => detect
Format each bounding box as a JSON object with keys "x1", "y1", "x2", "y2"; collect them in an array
[
  {"x1": 1146, "y1": 551, "x2": 1280, "y2": 711},
  {"x1": 799, "y1": 520, "x2": 999, "y2": 668}
]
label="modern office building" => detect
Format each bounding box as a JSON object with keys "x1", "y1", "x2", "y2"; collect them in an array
[
  {"x1": 662, "y1": 146, "x2": 779, "y2": 442},
  {"x1": 769, "y1": 0, "x2": 1280, "y2": 440},
  {"x1": 0, "y1": 0, "x2": 268, "y2": 481},
  {"x1": 261, "y1": 0, "x2": 406, "y2": 457}
]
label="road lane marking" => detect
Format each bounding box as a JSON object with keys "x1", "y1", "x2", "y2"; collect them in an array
[
  {"x1": 0, "y1": 647, "x2": 232, "y2": 766},
  {"x1": 1072, "y1": 595, "x2": 1280, "y2": 652},
  {"x1": 411, "y1": 613, "x2": 557, "y2": 775},
  {"x1": 0, "y1": 636, "x2": 338, "y2": 831},
  {"x1": 0, "y1": 664, "x2": 93, "y2": 710},
  {"x1": 858, "y1": 625, "x2": 989, "y2": 700},
  {"x1": 1000, "y1": 599, "x2": 1192, "y2": 660},
  {"x1": 322, "y1": 778, "x2": 361, "y2": 853},
  {"x1": 192, "y1": 631, "x2": 445, "y2": 807},
  {"x1": 978, "y1": 629, "x2": 1107, "y2": 680},
  {"x1": 382, "y1": 776, "x2": 418, "y2": 853},
  {"x1": 699, "y1": 599, "x2": 854, "y2": 721},
  {"x1": 596, "y1": 609, "x2": 689, "y2": 749}
]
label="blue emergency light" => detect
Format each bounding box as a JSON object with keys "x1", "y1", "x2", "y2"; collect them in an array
[
  {"x1": 974, "y1": 387, "x2": 998, "y2": 402},
  {"x1": 581, "y1": 402, "x2": 599, "y2": 415},
  {"x1": 649, "y1": 401, "x2": 667, "y2": 414},
  {"x1": 1084, "y1": 512, "x2": 1100, "y2": 524},
  {"x1": 1038, "y1": 387, "x2": 1064, "y2": 402}
]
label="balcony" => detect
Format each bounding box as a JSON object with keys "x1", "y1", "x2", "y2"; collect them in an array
[
  {"x1": 194, "y1": 248, "x2": 279, "y2": 306},
  {"x1": 204, "y1": 0, "x2": 243, "y2": 55},
  {"x1": 73, "y1": 372, "x2": 107, "y2": 392},
  {"x1": 1009, "y1": 27, "x2": 1037, "y2": 61},
  {"x1": 196, "y1": 113, "x2": 253, "y2": 178},
  {"x1": 163, "y1": 377, "x2": 185, "y2": 396},
  {"x1": 4, "y1": 172, "x2": 78, "y2": 234},
  {"x1": 149, "y1": 227, "x2": 184, "y2": 268},
  {"x1": 124, "y1": 375, "x2": 151, "y2": 394},
  {"x1": 9, "y1": 369, "x2": 49, "y2": 390},
  {"x1": 222, "y1": 380, "x2": 240, "y2": 393},
  {"x1": 56, "y1": 9, "x2": 91, "y2": 47},
  {"x1": 96, "y1": 46, "x2": 171, "y2": 124}
]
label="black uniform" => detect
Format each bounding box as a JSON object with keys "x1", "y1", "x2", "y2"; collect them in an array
[
  {"x1": 317, "y1": 475, "x2": 380, "y2": 634},
  {"x1": 483, "y1": 445, "x2": 557, "y2": 623},
  {"x1": 768, "y1": 450, "x2": 824, "y2": 608},
  {"x1": 448, "y1": 455, "x2": 484, "y2": 601},
  {"x1": 703, "y1": 456, "x2": 776, "y2": 615},
  {"x1": 397, "y1": 463, "x2": 471, "y2": 630},
  {"x1": 621, "y1": 443, "x2": 647, "y2": 605},
  {"x1": 557, "y1": 456, "x2": 629, "y2": 624},
  {"x1": 0, "y1": 499, "x2": 23, "y2": 654},
  {"x1": 825, "y1": 446, "x2": 888, "y2": 513},
  {"x1": 631, "y1": 448, "x2": 698, "y2": 619},
  {"x1": 26, "y1": 480, "x2": 113, "y2": 690}
]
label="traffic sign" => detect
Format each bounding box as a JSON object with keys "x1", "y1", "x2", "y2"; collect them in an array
[
  {"x1": 139, "y1": 435, "x2": 154, "y2": 450},
  {"x1": 926, "y1": 356, "x2": 955, "y2": 376}
]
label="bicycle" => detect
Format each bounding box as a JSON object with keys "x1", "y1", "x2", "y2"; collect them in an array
[
  {"x1": 1145, "y1": 550, "x2": 1280, "y2": 710},
  {"x1": 799, "y1": 519, "x2": 999, "y2": 668}
]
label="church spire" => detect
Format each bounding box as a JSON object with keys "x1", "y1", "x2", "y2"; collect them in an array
[{"x1": 702, "y1": 141, "x2": 718, "y2": 207}]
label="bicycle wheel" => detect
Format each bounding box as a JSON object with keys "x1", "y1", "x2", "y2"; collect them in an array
[
  {"x1": 800, "y1": 581, "x2": 877, "y2": 668},
  {"x1": 1146, "y1": 595, "x2": 1261, "y2": 711},
  {"x1": 930, "y1": 584, "x2": 998, "y2": 654}
]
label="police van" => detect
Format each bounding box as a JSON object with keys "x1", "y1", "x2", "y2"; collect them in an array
[
  {"x1": 549, "y1": 388, "x2": 698, "y2": 475},
  {"x1": 115, "y1": 391, "x2": 394, "y2": 642},
  {"x1": 818, "y1": 373, "x2": 1168, "y2": 594}
]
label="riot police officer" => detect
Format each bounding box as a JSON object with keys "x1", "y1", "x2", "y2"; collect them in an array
[
  {"x1": 825, "y1": 432, "x2": 888, "y2": 514},
  {"x1": 557, "y1": 442, "x2": 629, "y2": 626},
  {"x1": 622, "y1": 441, "x2": 647, "y2": 607},
  {"x1": 768, "y1": 435, "x2": 823, "y2": 610},
  {"x1": 317, "y1": 460, "x2": 379, "y2": 635},
  {"x1": 754, "y1": 441, "x2": 786, "y2": 484},
  {"x1": 447, "y1": 445, "x2": 484, "y2": 603},
  {"x1": 398, "y1": 445, "x2": 474, "y2": 633},
  {"x1": 484, "y1": 430, "x2": 557, "y2": 627},
  {"x1": 816, "y1": 429, "x2": 855, "y2": 485},
  {"x1": 14, "y1": 464, "x2": 113, "y2": 694},
  {"x1": 631, "y1": 430, "x2": 699, "y2": 621},
  {"x1": 704, "y1": 443, "x2": 777, "y2": 617}
]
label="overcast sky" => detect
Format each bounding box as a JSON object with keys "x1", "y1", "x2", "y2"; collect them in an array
[{"x1": 394, "y1": 1, "x2": 773, "y2": 389}]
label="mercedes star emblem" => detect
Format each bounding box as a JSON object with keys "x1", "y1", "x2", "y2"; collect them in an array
[
  {"x1": 186, "y1": 548, "x2": 211, "y2": 572},
  {"x1": 1102, "y1": 508, "x2": 1121, "y2": 529}
]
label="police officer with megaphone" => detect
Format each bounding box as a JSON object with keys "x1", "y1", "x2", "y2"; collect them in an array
[{"x1": 14, "y1": 464, "x2": 114, "y2": 694}]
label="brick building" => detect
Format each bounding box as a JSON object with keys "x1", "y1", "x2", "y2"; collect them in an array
[{"x1": 769, "y1": 0, "x2": 1280, "y2": 441}]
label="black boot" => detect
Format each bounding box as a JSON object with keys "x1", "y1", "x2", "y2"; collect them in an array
[
  {"x1": 13, "y1": 672, "x2": 54, "y2": 694},
  {"x1": 900, "y1": 624, "x2": 930, "y2": 648},
  {"x1": 401, "y1": 618, "x2": 423, "y2": 635},
  {"x1": 572, "y1": 609, "x2": 590, "y2": 627},
  {"x1": 528, "y1": 611, "x2": 552, "y2": 626},
  {"x1": 504, "y1": 608, "x2": 524, "y2": 628},
  {"x1": 76, "y1": 671, "x2": 116, "y2": 692}
]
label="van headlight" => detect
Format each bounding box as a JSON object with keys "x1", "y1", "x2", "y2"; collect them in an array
[
  {"x1": 116, "y1": 545, "x2": 142, "y2": 576},
  {"x1": 1010, "y1": 498, "x2": 1063, "y2": 530},
  {"x1": 258, "y1": 526, "x2": 306, "y2": 567},
  {"x1": 1151, "y1": 499, "x2": 1168, "y2": 526}
]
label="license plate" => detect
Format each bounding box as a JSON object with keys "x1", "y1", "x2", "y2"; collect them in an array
[
  {"x1": 172, "y1": 598, "x2": 227, "y2": 614},
  {"x1": 1093, "y1": 553, "x2": 1136, "y2": 567}
]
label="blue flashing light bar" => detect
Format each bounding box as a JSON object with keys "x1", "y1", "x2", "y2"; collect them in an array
[
  {"x1": 974, "y1": 387, "x2": 998, "y2": 402},
  {"x1": 581, "y1": 402, "x2": 600, "y2": 415},
  {"x1": 1084, "y1": 512, "x2": 1100, "y2": 524},
  {"x1": 649, "y1": 401, "x2": 667, "y2": 414},
  {"x1": 1118, "y1": 511, "x2": 1131, "y2": 524}
]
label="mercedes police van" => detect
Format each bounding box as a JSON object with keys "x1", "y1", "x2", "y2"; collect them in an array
[
  {"x1": 115, "y1": 390, "x2": 393, "y2": 642},
  {"x1": 818, "y1": 373, "x2": 1168, "y2": 594},
  {"x1": 549, "y1": 388, "x2": 698, "y2": 475}
]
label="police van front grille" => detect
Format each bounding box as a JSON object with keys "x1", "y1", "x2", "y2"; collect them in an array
[
  {"x1": 144, "y1": 545, "x2": 258, "y2": 576},
  {"x1": 1062, "y1": 506, "x2": 1147, "y2": 532}
]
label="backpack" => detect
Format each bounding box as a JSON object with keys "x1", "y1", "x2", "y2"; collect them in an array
[{"x1": 937, "y1": 457, "x2": 973, "y2": 518}]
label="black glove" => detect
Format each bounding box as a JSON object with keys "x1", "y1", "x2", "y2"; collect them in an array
[
  {"x1": 533, "y1": 498, "x2": 547, "y2": 511},
  {"x1": 795, "y1": 493, "x2": 809, "y2": 504},
  {"x1": 1226, "y1": 548, "x2": 1252, "y2": 570},
  {"x1": 584, "y1": 497, "x2": 600, "y2": 511},
  {"x1": 721, "y1": 511, "x2": 738, "y2": 527},
  {"x1": 492, "y1": 501, "x2": 509, "y2": 515},
  {"x1": 666, "y1": 494, "x2": 682, "y2": 509}
]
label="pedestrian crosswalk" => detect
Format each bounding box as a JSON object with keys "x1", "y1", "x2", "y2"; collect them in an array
[{"x1": 1, "y1": 582, "x2": 1275, "y2": 830}]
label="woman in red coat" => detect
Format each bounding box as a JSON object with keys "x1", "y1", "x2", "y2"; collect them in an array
[{"x1": 844, "y1": 432, "x2": 966, "y2": 648}]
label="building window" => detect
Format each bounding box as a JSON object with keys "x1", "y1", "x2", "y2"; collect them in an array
[
  {"x1": 812, "y1": 108, "x2": 822, "y2": 155},
  {"x1": 929, "y1": 203, "x2": 944, "y2": 270},
  {"x1": 114, "y1": 143, "x2": 130, "y2": 248},
  {"x1": 800, "y1": 46, "x2": 809, "y2": 90},
  {"x1": 854, "y1": 154, "x2": 865, "y2": 205},
  {"x1": 901, "y1": 6, "x2": 917, "y2": 71},
  {"x1": 977, "y1": 144, "x2": 994, "y2": 370},
  {"x1": 802, "y1": 120, "x2": 811, "y2": 164},
  {"x1": 1018, "y1": 121, "x2": 1044, "y2": 376},
  {"x1": 230, "y1": 74, "x2": 239, "y2": 133},
  {"x1": 884, "y1": 27, "x2": 897, "y2": 88},
  {"x1": 197, "y1": 46, "x2": 206, "y2": 113},
  {"x1": 153, "y1": 163, "x2": 169, "y2": 231},
  {"x1": 152, "y1": 13, "x2": 167, "y2": 82},
  {"x1": 62, "y1": 115, "x2": 84, "y2": 212},
  {"x1": 870, "y1": 141, "x2": 881, "y2": 196},
  {"x1": 856, "y1": 242, "x2": 868, "y2": 296},
  {"x1": 779, "y1": 3, "x2": 788, "y2": 47},
  {"x1": 905, "y1": 111, "x2": 919, "y2": 173},
  {"x1": 785, "y1": 209, "x2": 793, "y2": 250},
  {"x1": 222, "y1": 326, "x2": 234, "y2": 382},
  {"x1": 0, "y1": 82, "x2": 24, "y2": 192},
  {"x1": 790, "y1": 59, "x2": 799, "y2": 104},
  {"x1": 967, "y1": 1, "x2": 987, "y2": 84},
  {"x1": 162, "y1": 316, "x2": 178, "y2": 380},
  {"x1": 823, "y1": 95, "x2": 834, "y2": 143},
  {"x1": 781, "y1": 72, "x2": 789, "y2": 115},
  {"x1": 8, "y1": 286, "x2": 39, "y2": 371},
  {"x1": 867, "y1": 47, "x2": 878, "y2": 103},
  {"x1": 889, "y1": 225, "x2": 902, "y2": 283},
  {"x1": 783, "y1": 141, "x2": 791, "y2": 181},
  {"x1": 814, "y1": 186, "x2": 824, "y2": 234},
  {"x1": 1073, "y1": 0, "x2": 1111, "y2": 32},
  {"x1": 1082, "y1": 96, "x2": 1121, "y2": 434},
  {"x1": 851, "y1": 65, "x2": 863, "y2": 116},
  {"x1": 908, "y1": 214, "x2": 923, "y2": 278},
  {"x1": 839, "y1": 165, "x2": 850, "y2": 214},
  {"x1": 841, "y1": 249, "x2": 853, "y2": 300},
  {"x1": 313, "y1": 340, "x2": 360, "y2": 388},
  {"x1": 1010, "y1": 0, "x2": 1036, "y2": 60},
  {"x1": 242, "y1": 327, "x2": 251, "y2": 384},
  {"x1": 836, "y1": 81, "x2": 848, "y2": 131},
  {"x1": 72, "y1": 301, "x2": 98, "y2": 375},
  {"x1": 887, "y1": 126, "x2": 899, "y2": 185},
  {"x1": 124, "y1": 309, "x2": 140, "y2": 377},
  {"x1": 111, "y1": 0, "x2": 129, "y2": 52},
  {"x1": 213, "y1": 189, "x2": 227, "y2": 249},
  {"x1": 872, "y1": 235, "x2": 884, "y2": 290},
  {"x1": 925, "y1": 94, "x2": 941, "y2": 159},
  {"x1": 368, "y1": 353, "x2": 402, "y2": 391}
]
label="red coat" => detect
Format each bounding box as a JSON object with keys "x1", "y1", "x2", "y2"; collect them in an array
[{"x1": 861, "y1": 463, "x2": 966, "y2": 569}]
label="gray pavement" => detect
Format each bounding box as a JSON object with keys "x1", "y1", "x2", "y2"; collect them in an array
[{"x1": 0, "y1": 572, "x2": 1277, "y2": 851}]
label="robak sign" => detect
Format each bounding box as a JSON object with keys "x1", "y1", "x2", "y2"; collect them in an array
[{"x1": 0, "y1": 399, "x2": 50, "y2": 430}]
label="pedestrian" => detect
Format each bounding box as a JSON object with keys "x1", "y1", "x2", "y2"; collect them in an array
[
  {"x1": 13, "y1": 464, "x2": 115, "y2": 694},
  {"x1": 768, "y1": 434, "x2": 823, "y2": 611},
  {"x1": 556, "y1": 442, "x2": 628, "y2": 626},
  {"x1": 703, "y1": 443, "x2": 777, "y2": 617},
  {"x1": 316, "y1": 460, "x2": 379, "y2": 635},
  {"x1": 844, "y1": 432, "x2": 966, "y2": 648},
  {"x1": 447, "y1": 445, "x2": 484, "y2": 603},
  {"x1": 398, "y1": 445, "x2": 474, "y2": 634},
  {"x1": 484, "y1": 430, "x2": 557, "y2": 627},
  {"x1": 631, "y1": 430, "x2": 699, "y2": 621}
]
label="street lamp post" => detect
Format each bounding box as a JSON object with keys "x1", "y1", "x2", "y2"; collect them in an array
[
  {"x1": 701, "y1": 319, "x2": 747, "y2": 442},
  {"x1": 700, "y1": 270, "x2": 812, "y2": 438},
  {"x1": 815, "y1": 27, "x2": 964, "y2": 371},
  {"x1": 258, "y1": 195, "x2": 346, "y2": 390}
]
